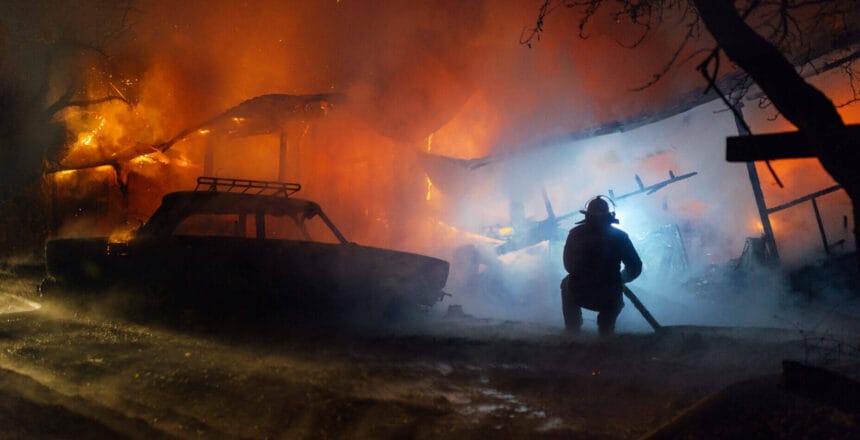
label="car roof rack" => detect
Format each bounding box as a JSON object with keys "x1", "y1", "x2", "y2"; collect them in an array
[{"x1": 195, "y1": 176, "x2": 301, "y2": 197}]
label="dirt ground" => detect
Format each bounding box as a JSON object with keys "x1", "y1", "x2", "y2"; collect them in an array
[{"x1": 1, "y1": 265, "x2": 860, "y2": 439}]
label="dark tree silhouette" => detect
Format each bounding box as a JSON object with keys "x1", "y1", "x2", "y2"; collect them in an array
[{"x1": 0, "y1": 1, "x2": 136, "y2": 256}]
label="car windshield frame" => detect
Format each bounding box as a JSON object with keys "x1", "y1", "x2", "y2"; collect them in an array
[{"x1": 136, "y1": 192, "x2": 349, "y2": 244}]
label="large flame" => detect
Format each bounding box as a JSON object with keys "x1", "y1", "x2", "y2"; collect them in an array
[{"x1": 46, "y1": 0, "x2": 859, "y2": 267}]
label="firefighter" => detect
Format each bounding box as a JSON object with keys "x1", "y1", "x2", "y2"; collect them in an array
[{"x1": 561, "y1": 196, "x2": 642, "y2": 335}]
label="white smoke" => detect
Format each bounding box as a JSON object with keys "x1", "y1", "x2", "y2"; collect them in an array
[{"x1": 436, "y1": 98, "x2": 855, "y2": 333}]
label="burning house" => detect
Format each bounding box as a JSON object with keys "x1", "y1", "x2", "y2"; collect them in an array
[{"x1": 0, "y1": 0, "x2": 847, "y2": 321}]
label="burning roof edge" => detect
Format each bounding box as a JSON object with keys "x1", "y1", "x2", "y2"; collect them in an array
[{"x1": 423, "y1": 43, "x2": 860, "y2": 170}]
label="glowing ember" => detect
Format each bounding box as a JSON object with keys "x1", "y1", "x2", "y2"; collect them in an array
[
  {"x1": 52, "y1": 170, "x2": 76, "y2": 180},
  {"x1": 753, "y1": 220, "x2": 764, "y2": 234},
  {"x1": 108, "y1": 227, "x2": 136, "y2": 244},
  {"x1": 425, "y1": 175, "x2": 434, "y2": 201},
  {"x1": 130, "y1": 154, "x2": 161, "y2": 166},
  {"x1": 77, "y1": 117, "x2": 106, "y2": 147}
]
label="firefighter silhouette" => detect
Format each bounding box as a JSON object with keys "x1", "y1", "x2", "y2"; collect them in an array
[{"x1": 561, "y1": 196, "x2": 642, "y2": 335}]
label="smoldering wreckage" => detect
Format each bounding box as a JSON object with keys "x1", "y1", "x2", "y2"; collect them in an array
[
  {"x1": 40, "y1": 91, "x2": 850, "y2": 324},
  {"x1": 0, "y1": 87, "x2": 857, "y2": 438}
]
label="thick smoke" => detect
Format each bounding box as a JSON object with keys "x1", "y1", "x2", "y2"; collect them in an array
[
  {"x1": 12, "y1": 0, "x2": 858, "y2": 331},
  {"x1": 437, "y1": 97, "x2": 856, "y2": 332}
]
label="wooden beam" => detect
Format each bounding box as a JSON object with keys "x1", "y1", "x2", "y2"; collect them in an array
[
  {"x1": 732, "y1": 106, "x2": 779, "y2": 262},
  {"x1": 765, "y1": 185, "x2": 842, "y2": 214},
  {"x1": 812, "y1": 198, "x2": 830, "y2": 255},
  {"x1": 726, "y1": 124, "x2": 860, "y2": 162},
  {"x1": 278, "y1": 130, "x2": 287, "y2": 181}
]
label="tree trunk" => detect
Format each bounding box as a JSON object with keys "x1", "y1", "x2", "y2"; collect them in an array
[
  {"x1": 691, "y1": 0, "x2": 860, "y2": 275},
  {"x1": 0, "y1": 182, "x2": 49, "y2": 260}
]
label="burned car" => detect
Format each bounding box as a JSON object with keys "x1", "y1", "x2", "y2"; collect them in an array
[{"x1": 44, "y1": 177, "x2": 449, "y2": 324}]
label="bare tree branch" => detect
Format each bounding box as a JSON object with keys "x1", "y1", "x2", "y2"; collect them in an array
[
  {"x1": 835, "y1": 61, "x2": 860, "y2": 107},
  {"x1": 64, "y1": 95, "x2": 132, "y2": 109},
  {"x1": 520, "y1": 0, "x2": 567, "y2": 47}
]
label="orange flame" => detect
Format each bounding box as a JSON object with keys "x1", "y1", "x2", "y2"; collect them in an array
[{"x1": 108, "y1": 227, "x2": 136, "y2": 244}]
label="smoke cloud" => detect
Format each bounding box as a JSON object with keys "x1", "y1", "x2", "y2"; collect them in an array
[{"x1": 6, "y1": 0, "x2": 857, "y2": 330}]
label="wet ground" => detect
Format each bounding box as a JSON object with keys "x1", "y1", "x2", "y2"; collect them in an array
[{"x1": 1, "y1": 265, "x2": 859, "y2": 439}]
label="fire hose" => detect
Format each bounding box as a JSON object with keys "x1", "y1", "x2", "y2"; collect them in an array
[{"x1": 622, "y1": 285, "x2": 662, "y2": 332}]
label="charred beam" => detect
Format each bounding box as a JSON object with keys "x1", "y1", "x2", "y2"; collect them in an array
[
  {"x1": 765, "y1": 185, "x2": 842, "y2": 214},
  {"x1": 726, "y1": 125, "x2": 860, "y2": 162},
  {"x1": 812, "y1": 198, "x2": 830, "y2": 255},
  {"x1": 731, "y1": 106, "x2": 780, "y2": 262},
  {"x1": 608, "y1": 170, "x2": 698, "y2": 201},
  {"x1": 157, "y1": 93, "x2": 344, "y2": 153}
]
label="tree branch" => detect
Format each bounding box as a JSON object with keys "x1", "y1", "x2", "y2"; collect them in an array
[{"x1": 64, "y1": 95, "x2": 131, "y2": 109}]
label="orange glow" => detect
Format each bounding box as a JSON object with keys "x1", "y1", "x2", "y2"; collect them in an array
[
  {"x1": 44, "y1": 1, "x2": 698, "y2": 257},
  {"x1": 51, "y1": 165, "x2": 116, "y2": 184},
  {"x1": 42, "y1": 1, "x2": 860, "y2": 263},
  {"x1": 58, "y1": 94, "x2": 172, "y2": 172},
  {"x1": 748, "y1": 216, "x2": 786, "y2": 237},
  {"x1": 52, "y1": 169, "x2": 76, "y2": 181},
  {"x1": 108, "y1": 227, "x2": 136, "y2": 244},
  {"x1": 426, "y1": 93, "x2": 497, "y2": 159},
  {"x1": 130, "y1": 154, "x2": 160, "y2": 166},
  {"x1": 754, "y1": 220, "x2": 763, "y2": 233}
]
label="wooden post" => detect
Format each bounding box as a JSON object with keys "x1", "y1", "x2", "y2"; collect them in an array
[
  {"x1": 731, "y1": 105, "x2": 780, "y2": 262},
  {"x1": 204, "y1": 137, "x2": 215, "y2": 176},
  {"x1": 725, "y1": 120, "x2": 857, "y2": 262},
  {"x1": 726, "y1": 124, "x2": 860, "y2": 162},
  {"x1": 278, "y1": 129, "x2": 287, "y2": 181},
  {"x1": 811, "y1": 198, "x2": 830, "y2": 255}
]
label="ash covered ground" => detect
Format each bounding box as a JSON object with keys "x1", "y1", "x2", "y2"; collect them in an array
[{"x1": 2, "y1": 263, "x2": 860, "y2": 439}]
